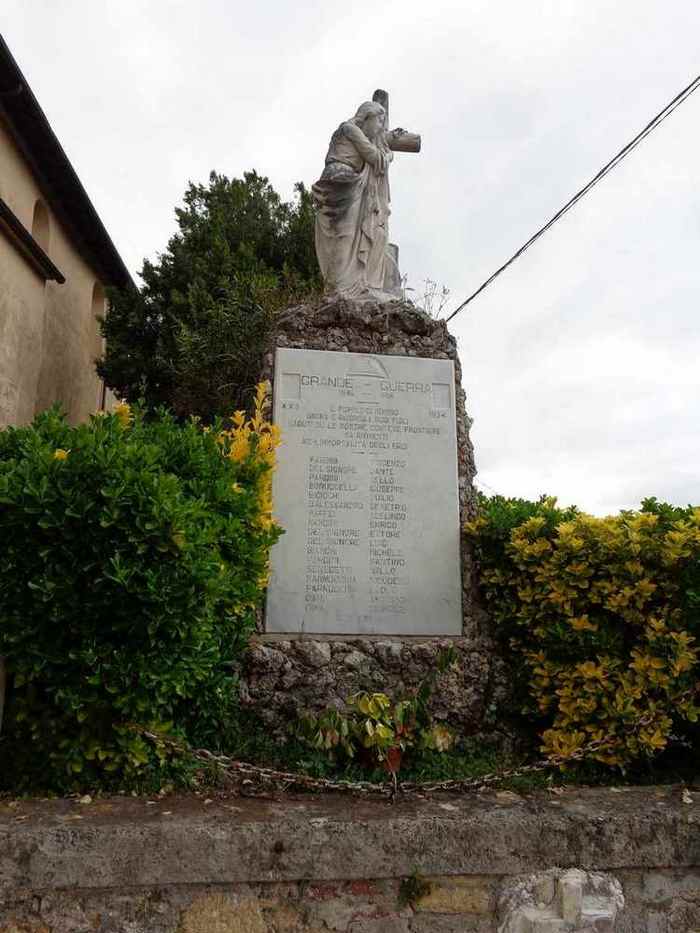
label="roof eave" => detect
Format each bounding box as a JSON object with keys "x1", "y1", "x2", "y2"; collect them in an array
[{"x1": 0, "y1": 33, "x2": 134, "y2": 290}]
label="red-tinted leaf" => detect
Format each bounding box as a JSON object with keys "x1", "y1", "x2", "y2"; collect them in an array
[{"x1": 385, "y1": 746, "x2": 402, "y2": 774}]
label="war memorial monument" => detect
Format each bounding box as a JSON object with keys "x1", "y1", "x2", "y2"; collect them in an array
[{"x1": 243, "y1": 91, "x2": 499, "y2": 734}]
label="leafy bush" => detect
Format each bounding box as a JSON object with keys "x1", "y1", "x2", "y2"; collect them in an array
[
  {"x1": 466, "y1": 496, "x2": 700, "y2": 768},
  {"x1": 0, "y1": 386, "x2": 281, "y2": 791},
  {"x1": 98, "y1": 170, "x2": 322, "y2": 422},
  {"x1": 296, "y1": 650, "x2": 456, "y2": 775}
]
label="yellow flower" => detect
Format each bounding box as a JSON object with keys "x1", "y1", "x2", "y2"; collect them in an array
[
  {"x1": 569, "y1": 615, "x2": 598, "y2": 632},
  {"x1": 672, "y1": 656, "x2": 694, "y2": 676},
  {"x1": 639, "y1": 728, "x2": 668, "y2": 751},
  {"x1": 255, "y1": 380, "x2": 271, "y2": 411},
  {"x1": 53, "y1": 448, "x2": 70, "y2": 461},
  {"x1": 228, "y1": 434, "x2": 250, "y2": 463},
  {"x1": 630, "y1": 652, "x2": 665, "y2": 675},
  {"x1": 114, "y1": 401, "x2": 133, "y2": 428},
  {"x1": 579, "y1": 661, "x2": 602, "y2": 679},
  {"x1": 542, "y1": 728, "x2": 586, "y2": 759}
]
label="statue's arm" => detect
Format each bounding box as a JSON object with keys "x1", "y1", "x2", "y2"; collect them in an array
[
  {"x1": 386, "y1": 128, "x2": 421, "y2": 153},
  {"x1": 343, "y1": 122, "x2": 387, "y2": 170}
]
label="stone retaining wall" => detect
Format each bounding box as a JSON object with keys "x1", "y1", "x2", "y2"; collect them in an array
[{"x1": 1, "y1": 786, "x2": 699, "y2": 932}]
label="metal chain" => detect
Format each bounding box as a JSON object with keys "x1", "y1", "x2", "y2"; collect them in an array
[
  {"x1": 142, "y1": 730, "x2": 616, "y2": 800},
  {"x1": 143, "y1": 732, "x2": 396, "y2": 797},
  {"x1": 140, "y1": 682, "x2": 699, "y2": 801}
]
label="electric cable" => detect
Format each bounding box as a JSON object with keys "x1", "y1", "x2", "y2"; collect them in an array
[{"x1": 445, "y1": 72, "x2": 700, "y2": 323}]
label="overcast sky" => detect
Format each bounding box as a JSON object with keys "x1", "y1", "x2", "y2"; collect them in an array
[{"x1": 4, "y1": 1, "x2": 698, "y2": 514}]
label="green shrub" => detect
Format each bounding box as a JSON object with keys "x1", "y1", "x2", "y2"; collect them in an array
[
  {"x1": 0, "y1": 389, "x2": 281, "y2": 792},
  {"x1": 466, "y1": 495, "x2": 700, "y2": 768},
  {"x1": 296, "y1": 650, "x2": 457, "y2": 776}
]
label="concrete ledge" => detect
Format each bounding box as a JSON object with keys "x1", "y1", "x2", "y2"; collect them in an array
[
  {"x1": 2, "y1": 786, "x2": 700, "y2": 931},
  {"x1": 1, "y1": 785, "x2": 699, "y2": 890}
]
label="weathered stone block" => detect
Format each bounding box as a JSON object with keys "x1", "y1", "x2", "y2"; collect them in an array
[
  {"x1": 295, "y1": 641, "x2": 331, "y2": 668},
  {"x1": 263, "y1": 904, "x2": 305, "y2": 931},
  {"x1": 179, "y1": 894, "x2": 265, "y2": 933},
  {"x1": 416, "y1": 875, "x2": 494, "y2": 914},
  {"x1": 498, "y1": 869, "x2": 624, "y2": 933},
  {"x1": 346, "y1": 918, "x2": 409, "y2": 933},
  {"x1": 0, "y1": 925, "x2": 50, "y2": 933},
  {"x1": 559, "y1": 870, "x2": 584, "y2": 922},
  {"x1": 409, "y1": 916, "x2": 492, "y2": 932}
]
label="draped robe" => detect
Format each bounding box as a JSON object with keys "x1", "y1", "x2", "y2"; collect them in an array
[{"x1": 312, "y1": 120, "x2": 401, "y2": 298}]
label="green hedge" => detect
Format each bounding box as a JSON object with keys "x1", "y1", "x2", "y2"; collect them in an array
[
  {"x1": 0, "y1": 395, "x2": 281, "y2": 791},
  {"x1": 466, "y1": 495, "x2": 700, "y2": 769}
]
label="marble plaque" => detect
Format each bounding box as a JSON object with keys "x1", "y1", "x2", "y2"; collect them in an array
[{"x1": 266, "y1": 348, "x2": 462, "y2": 635}]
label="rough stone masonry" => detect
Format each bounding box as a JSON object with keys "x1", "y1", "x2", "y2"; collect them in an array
[
  {"x1": 2, "y1": 786, "x2": 699, "y2": 932},
  {"x1": 241, "y1": 294, "x2": 509, "y2": 739}
]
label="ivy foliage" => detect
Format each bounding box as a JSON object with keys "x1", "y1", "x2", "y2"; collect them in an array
[
  {"x1": 466, "y1": 495, "x2": 700, "y2": 768},
  {"x1": 0, "y1": 389, "x2": 281, "y2": 792},
  {"x1": 97, "y1": 170, "x2": 321, "y2": 422}
]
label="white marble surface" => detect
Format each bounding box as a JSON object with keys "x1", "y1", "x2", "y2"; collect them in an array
[
  {"x1": 266, "y1": 347, "x2": 462, "y2": 635},
  {"x1": 312, "y1": 94, "x2": 420, "y2": 301}
]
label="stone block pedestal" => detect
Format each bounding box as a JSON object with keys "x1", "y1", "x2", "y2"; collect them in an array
[{"x1": 242, "y1": 295, "x2": 504, "y2": 736}]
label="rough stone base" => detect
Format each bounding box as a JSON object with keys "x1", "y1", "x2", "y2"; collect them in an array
[
  {"x1": 240, "y1": 635, "x2": 510, "y2": 739},
  {"x1": 1, "y1": 786, "x2": 699, "y2": 932}
]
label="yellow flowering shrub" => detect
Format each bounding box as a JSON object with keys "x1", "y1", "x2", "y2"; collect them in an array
[
  {"x1": 214, "y1": 381, "x2": 281, "y2": 587},
  {"x1": 466, "y1": 496, "x2": 700, "y2": 768},
  {"x1": 218, "y1": 382, "x2": 280, "y2": 532},
  {"x1": 113, "y1": 400, "x2": 134, "y2": 428}
]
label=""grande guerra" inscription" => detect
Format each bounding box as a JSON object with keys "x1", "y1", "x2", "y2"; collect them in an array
[{"x1": 266, "y1": 348, "x2": 462, "y2": 635}]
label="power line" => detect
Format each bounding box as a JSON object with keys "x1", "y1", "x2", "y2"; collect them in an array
[
  {"x1": 445, "y1": 72, "x2": 700, "y2": 323},
  {"x1": 474, "y1": 478, "x2": 502, "y2": 497}
]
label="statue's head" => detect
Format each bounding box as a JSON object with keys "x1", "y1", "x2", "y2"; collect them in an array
[{"x1": 352, "y1": 101, "x2": 385, "y2": 140}]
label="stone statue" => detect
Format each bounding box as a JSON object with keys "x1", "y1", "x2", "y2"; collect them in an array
[{"x1": 312, "y1": 89, "x2": 421, "y2": 301}]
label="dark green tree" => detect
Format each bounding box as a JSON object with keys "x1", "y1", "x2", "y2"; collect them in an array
[{"x1": 98, "y1": 170, "x2": 321, "y2": 421}]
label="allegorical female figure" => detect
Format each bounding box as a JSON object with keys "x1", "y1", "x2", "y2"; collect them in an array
[{"x1": 312, "y1": 100, "x2": 407, "y2": 299}]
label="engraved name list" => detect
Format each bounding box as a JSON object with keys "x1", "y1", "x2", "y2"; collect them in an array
[{"x1": 266, "y1": 348, "x2": 462, "y2": 636}]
